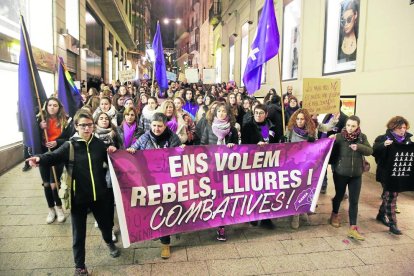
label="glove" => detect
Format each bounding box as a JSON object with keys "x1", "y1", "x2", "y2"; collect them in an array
[{"x1": 307, "y1": 136, "x2": 316, "y2": 143}]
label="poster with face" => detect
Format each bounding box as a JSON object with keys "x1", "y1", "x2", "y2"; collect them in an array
[{"x1": 323, "y1": 0, "x2": 360, "y2": 75}]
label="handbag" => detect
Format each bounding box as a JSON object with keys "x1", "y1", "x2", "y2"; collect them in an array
[
  {"x1": 59, "y1": 141, "x2": 74, "y2": 210},
  {"x1": 362, "y1": 156, "x2": 370, "y2": 173}
]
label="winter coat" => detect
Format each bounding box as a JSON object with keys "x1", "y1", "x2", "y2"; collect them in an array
[
  {"x1": 241, "y1": 119, "x2": 280, "y2": 144},
  {"x1": 129, "y1": 128, "x2": 181, "y2": 150},
  {"x1": 201, "y1": 124, "x2": 239, "y2": 145},
  {"x1": 372, "y1": 129, "x2": 412, "y2": 184},
  {"x1": 194, "y1": 115, "x2": 208, "y2": 145},
  {"x1": 286, "y1": 129, "x2": 317, "y2": 143},
  {"x1": 38, "y1": 135, "x2": 109, "y2": 205},
  {"x1": 331, "y1": 132, "x2": 373, "y2": 177},
  {"x1": 183, "y1": 101, "x2": 198, "y2": 120},
  {"x1": 267, "y1": 103, "x2": 286, "y2": 141}
]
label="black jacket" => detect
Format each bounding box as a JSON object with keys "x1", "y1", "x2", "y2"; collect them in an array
[
  {"x1": 38, "y1": 135, "x2": 109, "y2": 205},
  {"x1": 241, "y1": 119, "x2": 280, "y2": 144},
  {"x1": 266, "y1": 103, "x2": 286, "y2": 141},
  {"x1": 372, "y1": 130, "x2": 412, "y2": 183}
]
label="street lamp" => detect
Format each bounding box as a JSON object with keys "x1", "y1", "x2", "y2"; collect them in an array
[{"x1": 162, "y1": 18, "x2": 181, "y2": 25}]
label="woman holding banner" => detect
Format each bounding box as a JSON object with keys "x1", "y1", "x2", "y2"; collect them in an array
[
  {"x1": 373, "y1": 116, "x2": 412, "y2": 235},
  {"x1": 241, "y1": 103, "x2": 280, "y2": 228},
  {"x1": 201, "y1": 102, "x2": 239, "y2": 241},
  {"x1": 286, "y1": 109, "x2": 317, "y2": 229},
  {"x1": 127, "y1": 113, "x2": 182, "y2": 259},
  {"x1": 329, "y1": 115, "x2": 372, "y2": 241}
]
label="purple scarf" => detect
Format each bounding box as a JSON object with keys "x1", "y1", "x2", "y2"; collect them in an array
[
  {"x1": 260, "y1": 125, "x2": 269, "y2": 140},
  {"x1": 166, "y1": 116, "x2": 178, "y2": 133},
  {"x1": 293, "y1": 125, "x2": 308, "y2": 137},
  {"x1": 391, "y1": 131, "x2": 405, "y2": 143},
  {"x1": 123, "y1": 122, "x2": 137, "y2": 148},
  {"x1": 212, "y1": 117, "x2": 231, "y2": 144}
]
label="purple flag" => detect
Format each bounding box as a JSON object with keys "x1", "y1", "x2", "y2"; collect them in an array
[
  {"x1": 18, "y1": 15, "x2": 48, "y2": 155},
  {"x1": 57, "y1": 57, "x2": 83, "y2": 117},
  {"x1": 152, "y1": 22, "x2": 168, "y2": 91},
  {"x1": 109, "y1": 139, "x2": 334, "y2": 247},
  {"x1": 243, "y1": 0, "x2": 280, "y2": 95}
]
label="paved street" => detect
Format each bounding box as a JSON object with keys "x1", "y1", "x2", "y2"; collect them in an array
[{"x1": 0, "y1": 164, "x2": 413, "y2": 275}]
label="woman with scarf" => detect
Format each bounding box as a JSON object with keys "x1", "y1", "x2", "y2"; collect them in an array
[
  {"x1": 286, "y1": 109, "x2": 317, "y2": 229},
  {"x1": 373, "y1": 116, "x2": 412, "y2": 235},
  {"x1": 285, "y1": 96, "x2": 300, "y2": 121},
  {"x1": 138, "y1": 96, "x2": 158, "y2": 132},
  {"x1": 201, "y1": 102, "x2": 238, "y2": 241},
  {"x1": 329, "y1": 115, "x2": 373, "y2": 240},
  {"x1": 92, "y1": 97, "x2": 118, "y2": 127},
  {"x1": 94, "y1": 112, "x2": 120, "y2": 242},
  {"x1": 38, "y1": 97, "x2": 75, "y2": 224},
  {"x1": 159, "y1": 99, "x2": 188, "y2": 144},
  {"x1": 117, "y1": 107, "x2": 143, "y2": 150},
  {"x1": 241, "y1": 104, "x2": 281, "y2": 228}
]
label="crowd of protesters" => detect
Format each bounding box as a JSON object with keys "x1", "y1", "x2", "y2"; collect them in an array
[{"x1": 25, "y1": 78, "x2": 411, "y2": 276}]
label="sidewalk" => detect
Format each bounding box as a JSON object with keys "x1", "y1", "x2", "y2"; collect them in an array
[{"x1": 0, "y1": 163, "x2": 413, "y2": 275}]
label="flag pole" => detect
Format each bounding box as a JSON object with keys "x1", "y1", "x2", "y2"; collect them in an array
[
  {"x1": 20, "y1": 15, "x2": 59, "y2": 187},
  {"x1": 277, "y1": 54, "x2": 286, "y2": 137}
]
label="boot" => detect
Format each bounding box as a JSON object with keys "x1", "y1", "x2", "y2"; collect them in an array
[
  {"x1": 389, "y1": 223, "x2": 402, "y2": 235},
  {"x1": 375, "y1": 212, "x2": 389, "y2": 227},
  {"x1": 107, "y1": 242, "x2": 120, "y2": 258},
  {"x1": 161, "y1": 244, "x2": 171, "y2": 259},
  {"x1": 329, "y1": 212, "x2": 340, "y2": 228}
]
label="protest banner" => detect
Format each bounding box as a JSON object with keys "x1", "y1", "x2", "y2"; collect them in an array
[
  {"x1": 185, "y1": 68, "x2": 199, "y2": 83},
  {"x1": 302, "y1": 78, "x2": 341, "y2": 114},
  {"x1": 119, "y1": 69, "x2": 136, "y2": 83},
  {"x1": 202, "y1": 68, "x2": 216, "y2": 84},
  {"x1": 385, "y1": 143, "x2": 414, "y2": 192},
  {"x1": 166, "y1": 71, "x2": 177, "y2": 81},
  {"x1": 109, "y1": 139, "x2": 334, "y2": 248}
]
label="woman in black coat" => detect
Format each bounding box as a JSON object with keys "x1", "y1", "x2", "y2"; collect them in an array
[{"x1": 373, "y1": 116, "x2": 412, "y2": 235}]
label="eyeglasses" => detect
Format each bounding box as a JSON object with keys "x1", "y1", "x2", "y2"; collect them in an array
[
  {"x1": 341, "y1": 15, "x2": 354, "y2": 25},
  {"x1": 254, "y1": 111, "x2": 265, "y2": 115},
  {"x1": 77, "y1": 123, "x2": 94, "y2": 129}
]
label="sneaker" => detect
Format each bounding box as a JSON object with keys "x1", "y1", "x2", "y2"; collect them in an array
[
  {"x1": 330, "y1": 212, "x2": 340, "y2": 228},
  {"x1": 389, "y1": 224, "x2": 402, "y2": 235},
  {"x1": 106, "y1": 242, "x2": 120, "y2": 258},
  {"x1": 94, "y1": 221, "x2": 99, "y2": 228},
  {"x1": 161, "y1": 244, "x2": 170, "y2": 259},
  {"x1": 74, "y1": 267, "x2": 88, "y2": 276},
  {"x1": 348, "y1": 226, "x2": 365, "y2": 241},
  {"x1": 46, "y1": 208, "x2": 56, "y2": 224},
  {"x1": 112, "y1": 230, "x2": 117, "y2": 242},
  {"x1": 376, "y1": 213, "x2": 389, "y2": 227},
  {"x1": 216, "y1": 227, "x2": 226, "y2": 241},
  {"x1": 290, "y1": 215, "x2": 300, "y2": 229},
  {"x1": 22, "y1": 163, "x2": 31, "y2": 172},
  {"x1": 56, "y1": 207, "x2": 66, "y2": 223},
  {"x1": 395, "y1": 206, "x2": 401, "y2": 214}
]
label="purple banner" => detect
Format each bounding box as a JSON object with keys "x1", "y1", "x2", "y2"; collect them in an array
[{"x1": 109, "y1": 139, "x2": 334, "y2": 247}]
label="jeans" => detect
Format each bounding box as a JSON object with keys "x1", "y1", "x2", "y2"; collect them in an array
[
  {"x1": 71, "y1": 198, "x2": 112, "y2": 269},
  {"x1": 39, "y1": 164, "x2": 64, "y2": 208},
  {"x1": 332, "y1": 173, "x2": 362, "y2": 226}
]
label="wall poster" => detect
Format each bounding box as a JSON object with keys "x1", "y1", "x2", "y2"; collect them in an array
[{"x1": 323, "y1": 0, "x2": 360, "y2": 75}]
